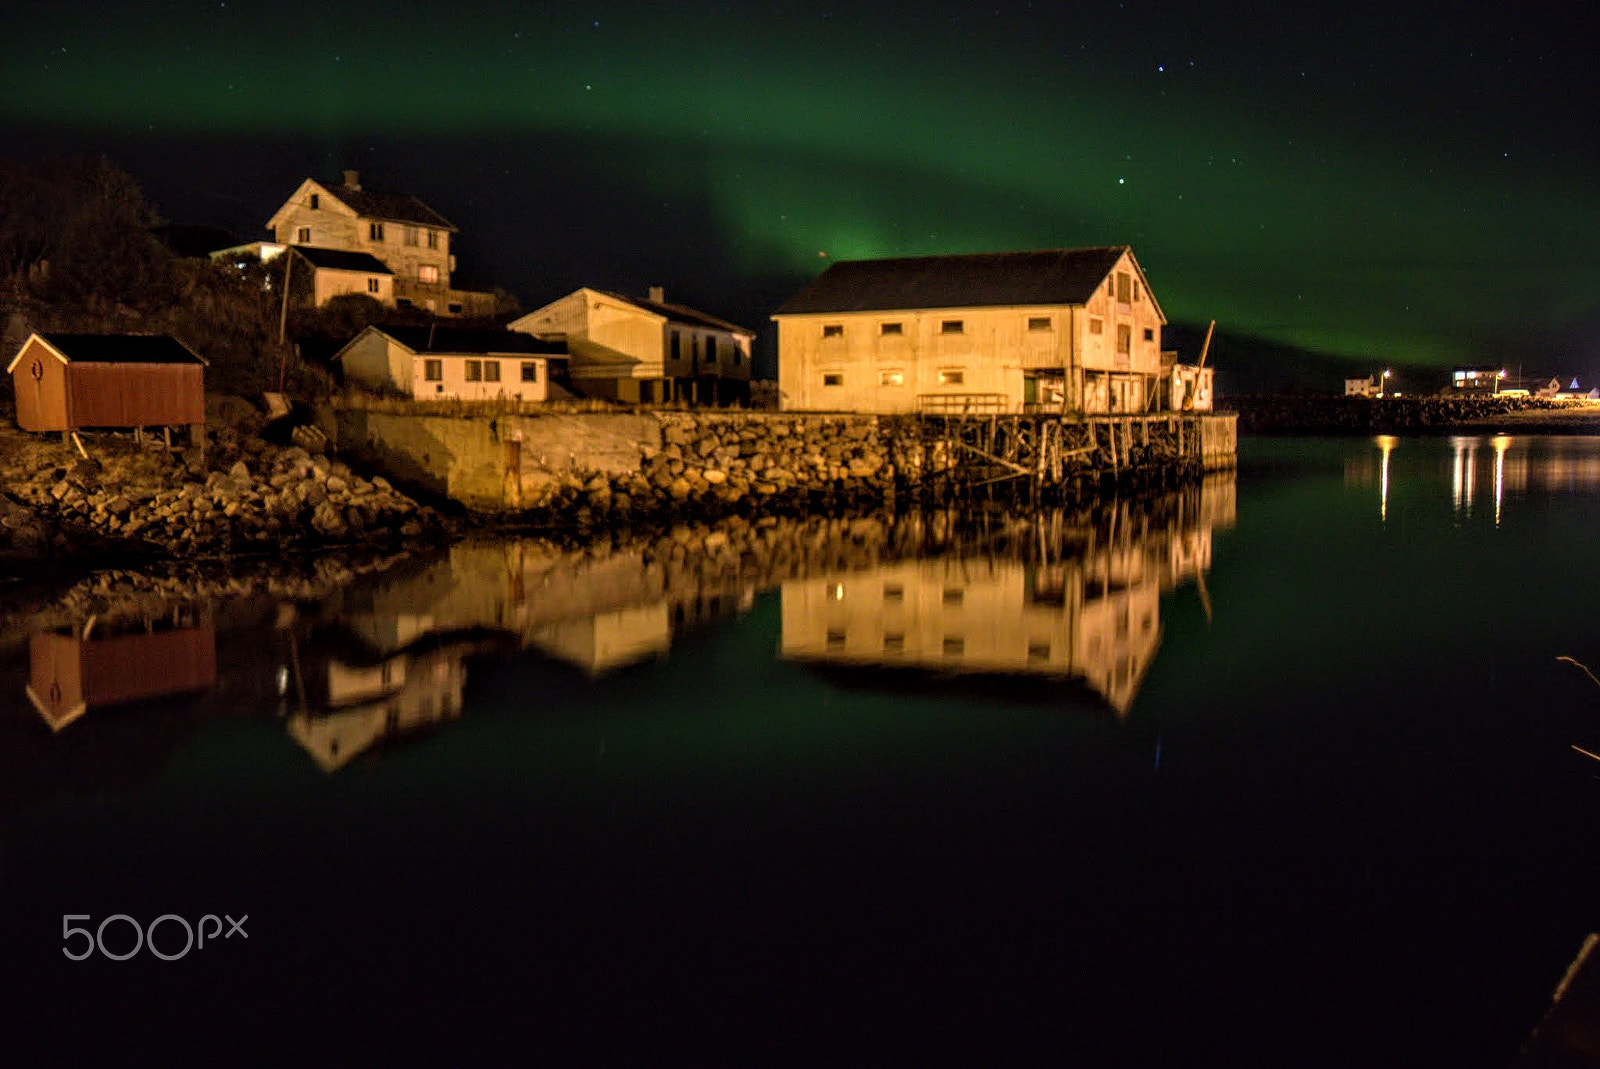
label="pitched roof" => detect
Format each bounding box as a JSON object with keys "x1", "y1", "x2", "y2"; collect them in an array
[
  {"x1": 773, "y1": 246, "x2": 1138, "y2": 315},
  {"x1": 598, "y1": 292, "x2": 754, "y2": 336},
  {"x1": 290, "y1": 245, "x2": 394, "y2": 274},
  {"x1": 322, "y1": 183, "x2": 457, "y2": 231},
  {"x1": 8, "y1": 333, "x2": 206, "y2": 372},
  {"x1": 363, "y1": 326, "x2": 567, "y2": 356}
]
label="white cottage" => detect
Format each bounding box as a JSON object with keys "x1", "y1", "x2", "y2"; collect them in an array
[{"x1": 334, "y1": 326, "x2": 568, "y2": 403}]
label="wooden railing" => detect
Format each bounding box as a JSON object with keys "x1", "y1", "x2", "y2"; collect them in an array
[{"x1": 916, "y1": 393, "x2": 1010, "y2": 415}]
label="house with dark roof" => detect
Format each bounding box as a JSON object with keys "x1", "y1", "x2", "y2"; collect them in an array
[
  {"x1": 772, "y1": 246, "x2": 1198, "y2": 415},
  {"x1": 334, "y1": 325, "x2": 570, "y2": 403},
  {"x1": 6, "y1": 332, "x2": 206, "y2": 438},
  {"x1": 508, "y1": 287, "x2": 755, "y2": 405},
  {"x1": 265, "y1": 171, "x2": 494, "y2": 316}
]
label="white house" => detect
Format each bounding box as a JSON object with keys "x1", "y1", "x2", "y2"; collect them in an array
[
  {"x1": 772, "y1": 246, "x2": 1196, "y2": 415},
  {"x1": 334, "y1": 325, "x2": 568, "y2": 403},
  {"x1": 509, "y1": 286, "x2": 754, "y2": 405}
]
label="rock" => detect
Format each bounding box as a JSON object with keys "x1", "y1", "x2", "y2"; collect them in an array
[
  {"x1": 702, "y1": 469, "x2": 728, "y2": 485},
  {"x1": 228, "y1": 460, "x2": 252, "y2": 483}
]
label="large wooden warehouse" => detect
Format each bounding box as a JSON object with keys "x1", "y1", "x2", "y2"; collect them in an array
[{"x1": 6, "y1": 332, "x2": 207, "y2": 436}]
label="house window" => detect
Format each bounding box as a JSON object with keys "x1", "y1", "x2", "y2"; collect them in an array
[
  {"x1": 1143, "y1": 328, "x2": 1154, "y2": 342},
  {"x1": 1116, "y1": 272, "x2": 1131, "y2": 304},
  {"x1": 1089, "y1": 318, "x2": 1104, "y2": 335},
  {"x1": 822, "y1": 324, "x2": 843, "y2": 338},
  {"x1": 369, "y1": 222, "x2": 385, "y2": 241},
  {"x1": 938, "y1": 369, "x2": 965, "y2": 385},
  {"x1": 404, "y1": 227, "x2": 419, "y2": 246},
  {"x1": 447, "y1": 303, "x2": 463, "y2": 314},
  {"x1": 670, "y1": 332, "x2": 680, "y2": 361},
  {"x1": 883, "y1": 583, "x2": 904, "y2": 603},
  {"x1": 1028, "y1": 316, "x2": 1052, "y2": 332},
  {"x1": 521, "y1": 362, "x2": 539, "y2": 383},
  {"x1": 423, "y1": 359, "x2": 442, "y2": 382},
  {"x1": 826, "y1": 628, "x2": 847, "y2": 651},
  {"x1": 1117, "y1": 324, "x2": 1131, "y2": 355},
  {"x1": 1028, "y1": 642, "x2": 1051, "y2": 662},
  {"x1": 943, "y1": 587, "x2": 964, "y2": 606},
  {"x1": 1133, "y1": 281, "x2": 1141, "y2": 301},
  {"x1": 880, "y1": 322, "x2": 903, "y2": 336},
  {"x1": 427, "y1": 230, "x2": 439, "y2": 250},
  {"x1": 822, "y1": 373, "x2": 843, "y2": 386},
  {"x1": 940, "y1": 319, "x2": 964, "y2": 334},
  {"x1": 943, "y1": 636, "x2": 965, "y2": 657},
  {"x1": 484, "y1": 360, "x2": 501, "y2": 383},
  {"x1": 705, "y1": 337, "x2": 717, "y2": 364},
  {"x1": 879, "y1": 369, "x2": 904, "y2": 386},
  {"x1": 367, "y1": 278, "x2": 380, "y2": 294},
  {"x1": 883, "y1": 633, "x2": 905, "y2": 654},
  {"x1": 296, "y1": 226, "x2": 311, "y2": 243},
  {"x1": 465, "y1": 359, "x2": 482, "y2": 382},
  {"x1": 309, "y1": 194, "x2": 319, "y2": 210},
  {"x1": 418, "y1": 264, "x2": 440, "y2": 284}
]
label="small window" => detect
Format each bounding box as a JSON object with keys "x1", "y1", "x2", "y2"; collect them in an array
[
  {"x1": 1133, "y1": 281, "x2": 1141, "y2": 301},
  {"x1": 369, "y1": 222, "x2": 385, "y2": 241},
  {"x1": 427, "y1": 230, "x2": 439, "y2": 250},
  {"x1": 521, "y1": 362, "x2": 539, "y2": 383},
  {"x1": 447, "y1": 303, "x2": 463, "y2": 314},
  {"x1": 705, "y1": 337, "x2": 717, "y2": 363},
  {"x1": 367, "y1": 278, "x2": 380, "y2": 293},
  {"x1": 1116, "y1": 272, "x2": 1131, "y2": 304},
  {"x1": 938, "y1": 369, "x2": 964, "y2": 385},
  {"x1": 296, "y1": 226, "x2": 311, "y2": 243},
  {"x1": 484, "y1": 360, "x2": 501, "y2": 383},
  {"x1": 826, "y1": 628, "x2": 847, "y2": 650},
  {"x1": 883, "y1": 583, "x2": 904, "y2": 603},
  {"x1": 1028, "y1": 316, "x2": 1052, "y2": 332},
  {"x1": 418, "y1": 264, "x2": 440, "y2": 284},
  {"x1": 670, "y1": 332, "x2": 680, "y2": 361},
  {"x1": 465, "y1": 359, "x2": 482, "y2": 382},
  {"x1": 1143, "y1": 328, "x2": 1154, "y2": 342},
  {"x1": 404, "y1": 227, "x2": 419, "y2": 247},
  {"x1": 883, "y1": 633, "x2": 905, "y2": 654},
  {"x1": 1117, "y1": 324, "x2": 1131, "y2": 354},
  {"x1": 880, "y1": 322, "x2": 903, "y2": 336},
  {"x1": 822, "y1": 324, "x2": 844, "y2": 338},
  {"x1": 940, "y1": 319, "x2": 964, "y2": 335},
  {"x1": 1089, "y1": 318, "x2": 1104, "y2": 335},
  {"x1": 942, "y1": 587, "x2": 964, "y2": 606},
  {"x1": 423, "y1": 359, "x2": 442, "y2": 382},
  {"x1": 822, "y1": 373, "x2": 844, "y2": 386},
  {"x1": 309, "y1": 194, "x2": 319, "y2": 210},
  {"x1": 943, "y1": 636, "x2": 965, "y2": 656},
  {"x1": 733, "y1": 350, "x2": 742, "y2": 366},
  {"x1": 879, "y1": 369, "x2": 904, "y2": 386},
  {"x1": 1028, "y1": 641, "x2": 1051, "y2": 662}
]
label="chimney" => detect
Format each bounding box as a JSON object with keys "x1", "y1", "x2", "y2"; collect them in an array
[
  {"x1": 342, "y1": 169, "x2": 361, "y2": 191},
  {"x1": 648, "y1": 286, "x2": 665, "y2": 304}
]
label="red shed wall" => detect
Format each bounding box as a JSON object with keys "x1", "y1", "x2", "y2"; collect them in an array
[
  {"x1": 10, "y1": 338, "x2": 70, "y2": 432},
  {"x1": 66, "y1": 363, "x2": 205, "y2": 428}
]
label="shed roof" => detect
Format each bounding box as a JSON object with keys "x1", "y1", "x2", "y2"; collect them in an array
[
  {"x1": 7, "y1": 333, "x2": 206, "y2": 373},
  {"x1": 773, "y1": 246, "x2": 1142, "y2": 316},
  {"x1": 354, "y1": 325, "x2": 567, "y2": 356},
  {"x1": 291, "y1": 246, "x2": 394, "y2": 274}
]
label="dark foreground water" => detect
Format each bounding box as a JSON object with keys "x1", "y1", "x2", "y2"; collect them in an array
[{"x1": 3, "y1": 434, "x2": 1600, "y2": 1064}]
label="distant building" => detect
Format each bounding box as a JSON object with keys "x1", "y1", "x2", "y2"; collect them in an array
[
  {"x1": 771, "y1": 246, "x2": 1205, "y2": 415},
  {"x1": 6, "y1": 332, "x2": 206, "y2": 438},
  {"x1": 509, "y1": 286, "x2": 754, "y2": 405},
  {"x1": 334, "y1": 325, "x2": 569, "y2": 403},
  {"x1": 1493, "y1": 374, "x2": 1562, "y2": 399},
  {"x1": 1449, "y1": 366, "x2": 1511, "y2": 396},
  {"x1": 1345, "y1": 375, "x2": 1380, "y2": 397},
  {"x1": 264, "y1": 170, "x2": 496, "y2": 316},
  {"x1": 1555, "y1": 379, "x2": 1599, "y2": 400}
]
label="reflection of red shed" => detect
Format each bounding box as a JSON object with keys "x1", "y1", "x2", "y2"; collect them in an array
[
  {"x1": 6, "y1": 332, "x2": 207, "y2": 433},
  {"x1": 26, "y1": 625, "x2": 218, "y2": 731}
]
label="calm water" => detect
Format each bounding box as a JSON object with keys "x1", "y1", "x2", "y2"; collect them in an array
[{"x1": 4, "y1": 435, "x2": 1600, "y2": 1064}]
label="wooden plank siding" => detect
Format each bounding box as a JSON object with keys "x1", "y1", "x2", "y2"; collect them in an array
[
  {"x1": 66, "y1": 363, "x2": 205, "y2": 428},
  {"x1": 11, "y1": 336, "x2": 68, "y2": 432}
]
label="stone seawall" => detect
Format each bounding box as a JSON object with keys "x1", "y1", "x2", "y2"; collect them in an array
[
  {"x1": 1224, "y1": 394, "x2": 1560, "y2": 434},
  {"x1": 333, "y1": 407, "x2": 1235, "y2": 523}
]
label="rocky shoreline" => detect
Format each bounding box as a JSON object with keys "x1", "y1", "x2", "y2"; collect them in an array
[{"x1": 1222, "y1": 394, "x2": 1600, "y2": 435}]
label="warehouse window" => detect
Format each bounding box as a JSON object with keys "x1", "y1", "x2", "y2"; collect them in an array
[
  {"x1": 822, "y1": 373, "x2": 843, "y2": 386},
  {"x1": 823, "y1": 324, "x2": 843, "y2": 338},
  {"x1": 940, "y1": 319, "x2": 964, "y2": 335},
  {"x1": 880, "y1": 322, "x2": 903, "y2": 336}
]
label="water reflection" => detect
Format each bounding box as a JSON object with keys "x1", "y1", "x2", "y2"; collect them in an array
[
  {"x1": 1347, "y1": 434, "x2": 1600, "y2": 525},
  {"x1": 780, "y1": 482, "x2": 1232, "y2": 714},
  {"x1": 2, "y1": 476, "x2": 1234, "y2": 801}
]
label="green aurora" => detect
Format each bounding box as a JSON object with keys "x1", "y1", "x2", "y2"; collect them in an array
[{"x1": 3, "y1": 0, "x2": 1596, "y2": 372}]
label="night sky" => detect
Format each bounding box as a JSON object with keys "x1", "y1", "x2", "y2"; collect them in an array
[{"x1": 4, "y1": 0, "x2": 1598, "y2": 382}]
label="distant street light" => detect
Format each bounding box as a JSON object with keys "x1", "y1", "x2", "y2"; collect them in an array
[{"x1": 1379, "y1": 369, "x2": 1392, "y2": 399}]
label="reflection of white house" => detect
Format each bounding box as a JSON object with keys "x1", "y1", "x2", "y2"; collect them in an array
[
  {"x1": 772, "y1": 246, "x2": 1204, "y2": 416},
  {"x1": 509, "y1": 287, "x2": 754, "y2": 405},
  {"x1": 781, "y1": 555, "x2": 1163, "y2": 714},
  {"x1": 526, "y1": 605, "x2": 673, "y2": 674},
  {"x1": 335, "y1": 325, "x2": 569, "y2": 402},
  {"x1": 287, "y1": 646, "x2": 467, "y2": 771}
]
